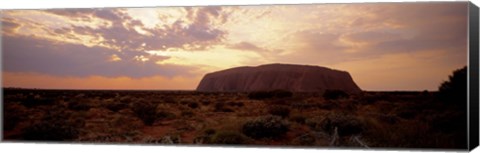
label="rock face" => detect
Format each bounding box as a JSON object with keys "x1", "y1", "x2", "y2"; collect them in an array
[{"x1": 196, "y1": 63, "x2": 361, "y2": 93}]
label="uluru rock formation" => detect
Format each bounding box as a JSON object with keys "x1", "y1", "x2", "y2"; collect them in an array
[{"x1": 196, "y1": 63, "x2": 361, "y2": 93}]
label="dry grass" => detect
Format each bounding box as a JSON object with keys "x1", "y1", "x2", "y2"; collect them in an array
[{"x1": 2, "y1": 89, "x2": 467, "y2": 149}]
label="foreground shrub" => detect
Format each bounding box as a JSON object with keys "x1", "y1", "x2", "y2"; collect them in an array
[
  {"x1": 23, "y1": 110, "x2": 80, "y2": 141},
  {"x1": 242, "y1": 115, "x2": 289, "y2": 139},
  {"x1": 308, "y1": 114, "x2": 366, "y2": 136},
  {"x1": 323, "y1": 90, "x2": 349, "y2": 100},
  {"x1": 193, "y1": 128, "x2": 217, "y2": 144},
  {"x1": 211, "y1": 131, "x2": 251, "y2": 144},
  {"x1": 23, "y1": 121, "x2": 79, "y2": 141},
  {"x1": 268, "y1": 105, "x2": 291, "y2": 118},
  {"x1": 438, "y1": 66, "x2": 467, "y2": 106},
  {"x1": 291, "y1": 133, "x2": 317, "y2": 146},
  {"x1": 132, "y1": 102, "x2": 158, "y2": 126},
  {"x1": 4, "y1": 103, "x2": 27, "y2": 130}
]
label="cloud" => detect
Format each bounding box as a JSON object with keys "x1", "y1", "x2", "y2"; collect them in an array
[
  {"x1": 1, "y1": 17, "x2": 22, "y2": 35},
  {"x1": 2, "y1": 35, "x2": 198, "y2": 78},
  {"x1": 41, "y1": 7, "x2": 229, "y2": 52},
  {"x1": 227, "y1": 41, "x2": 268, "y2": 52},
  {"x1": 272, "y1": 3, "x2": 467, "y2": 65}
]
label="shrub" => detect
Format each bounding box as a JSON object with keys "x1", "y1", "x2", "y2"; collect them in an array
[
  {"x1": 163, "y1": 96, "x2": 176, "y2": 104},
  {"x1": 181, "y1": 110, "x2": 195, "y2": 118},
  {"x1": 3, "y1": 103, "x2": 26, "y2": 130},
  {"x1": 193, "y1": 129, "x2": 217, "y2": 144},
  {"x1": 248, "y1": 91, "x2": 274, "y2": 100},
  {"x1": 201, "y1": 100, "x2": 211, "y2": 106},
  {"x1": 248, "y1": 90, "x2": 293, "y2": 100},
  {"x1": 375, "y1": 114, "x2": 399, "y2": 124},
  {"x1": 242, "y1": 115, "x2": 289, "y2": 139},
  {"x1": 204, "y1": 128, "x2": 216, "y2": 136},
  {"x1": 320, "y1": 113, "x2": 365, "y2": 136},
  {"x1": 68, "y1": 100, "x2": 91, "y2": 111},
  {"x1": 146, "y1": 135, "x2": 182, "y2": 144},
  {"x1": 323, "y1": 90, "x2": 349, "y2": 100},
  {"x1": 438, "y1": 66, "x2": 467, "y2": 106},
  {"x1": 157, "y1": 110, "x2": 177, "y2": 120},
  {"x1": 228, "y1": 101, "x2": 244, "y2": 107},
  {"x1": 22, "y1": 110, "x2": 79, "y2": 141},
  {"x1": 211, "y1": 131, "x2": 251, "y2": 144},
  {"x1": 214, "y1": 102, "x2": 234, "y2": 112},
  {"x1": 291, "y1": 133, "x2": 316, "y2": 146},
  {"x1": 105, "y1": 102, "x2": 129, "y2": 112},
  {"x1": 132, "y1": 102, "x2": 158, "y2": 126},
  {"x1": 21, "y1": 95, "x2": 55, "y2": 107},
  {"x1": 290, "y1": 115, "x2": 307, "y2": 124},
  {"x1": 187, "y1": 102, "x2": 199, "y2": 109},
  {"x1": 273, "y1": 89, "x2": 294, "y2": 98},
  {"x1": 268, "y1": 105, "x2": 291, "y2": 118},
  {"x1": 396, "y1": 109, "x2": 416, "y2": 120},
  {"x1": 23, "y1": 121, "x2": 79, "y2": 141}
]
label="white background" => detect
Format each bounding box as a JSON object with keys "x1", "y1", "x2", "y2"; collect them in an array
[{"x1": 0, "y1": 0, "x2": 479, "y2": 153}]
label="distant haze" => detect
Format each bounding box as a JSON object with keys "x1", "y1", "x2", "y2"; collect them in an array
[{"x1": 1, "y1": 3, "x2": 468, "y2": 91}]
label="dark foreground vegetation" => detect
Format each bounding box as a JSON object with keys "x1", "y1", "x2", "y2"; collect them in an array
[{"x1": 2, "y1": 67, "x2": 467, "y2": 149}]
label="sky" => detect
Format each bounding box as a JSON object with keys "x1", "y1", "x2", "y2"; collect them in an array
[{"x1": 1, "y1": 2, "x2": 469, "y2": 91}]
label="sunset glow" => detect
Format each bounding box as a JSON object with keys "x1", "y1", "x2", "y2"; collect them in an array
[{"x1": 1, "y1": 3, "x2": 468, "y2": 90}]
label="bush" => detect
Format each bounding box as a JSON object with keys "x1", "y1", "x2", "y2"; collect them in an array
[
  {"x1": 193, "y1": 128, "x2": 217, "y2": 144},
  {"x1": 201, "y1": 100, "x2": 211, "y2": 106},
  {"x1": 157, "y1": 110, "x2": 177, "y2": 120},
  {"x1": 320, "y1": 113, "x2": 365, "y2": 136},
  {"x1": 181, "y1": 110, "x2": 195, "y2": 118},
  {"x1": 273, "y1": 89, "x2": 294, "y2": 98},
  {"x1": 396, "y1": 109, "x2": 416, "y2": 120},
  {"x1": 438, "y1": 66, "x2": 467, "y2": 106},
  {"x1": 105, "y1": 102, "x2": 129, "y2": 112},
  {"x1": 242, "y1": 115, "x2": 289, "y2": 139},
  {"x1": 248, "y1": 90, "x2": 293, "y2": 100},
  {"x1": 163, "y1": 96, "x2": 176, "y2": 104},
  {"x1": 204, "y1": 128, "x2": 216, "y2": 136},
  {"x1": 268, "y1": 105, "x2": 291, "y2": 118},
  {"x1": 68, "y1": 100, "x2": 91, "y2": 111},
  {"x1": 132, "y1": 102, "x2": 158, "y2": 126},
  {"x1": 23, "y1": 121, "x2": 79, "y2": 141},
  {"x1": 187, "y1": 102, "x2": 199, "y2": 109},
  {"x1": 323, "y1": 90, "x2": 349, "y2": 100},
  {"x1": 290, "y1": 115, "x2": 307, "y2": 124},
  {"x1": 22, "y1": 110, "x2": 79, "y2": 141},
  {"x1": 228, "y1": 101, "x2": 244, "y2": 107},
  {"x1": 211, "y1": 131, "x2": 251, "y2": 144},
  {"x1": 248, "y1": 91, "x2": 274, "y2": 100},
  {"x1": 291, "y1": 133, "x2": 316, "y2": 145},
  {"x1": 3, "y1": 103, "x2": 26, "y2": 130},
  {"x1": 214, "y1": 102, "x2": 234, "y2": 112},
  {"x1": 21, "y1": 95, "x2": 55, "y2": 107}
]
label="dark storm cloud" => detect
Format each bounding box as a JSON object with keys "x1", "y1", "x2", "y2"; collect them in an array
[{"x1": 2, "y1": 35, "x2": 198, "y2": 78}]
